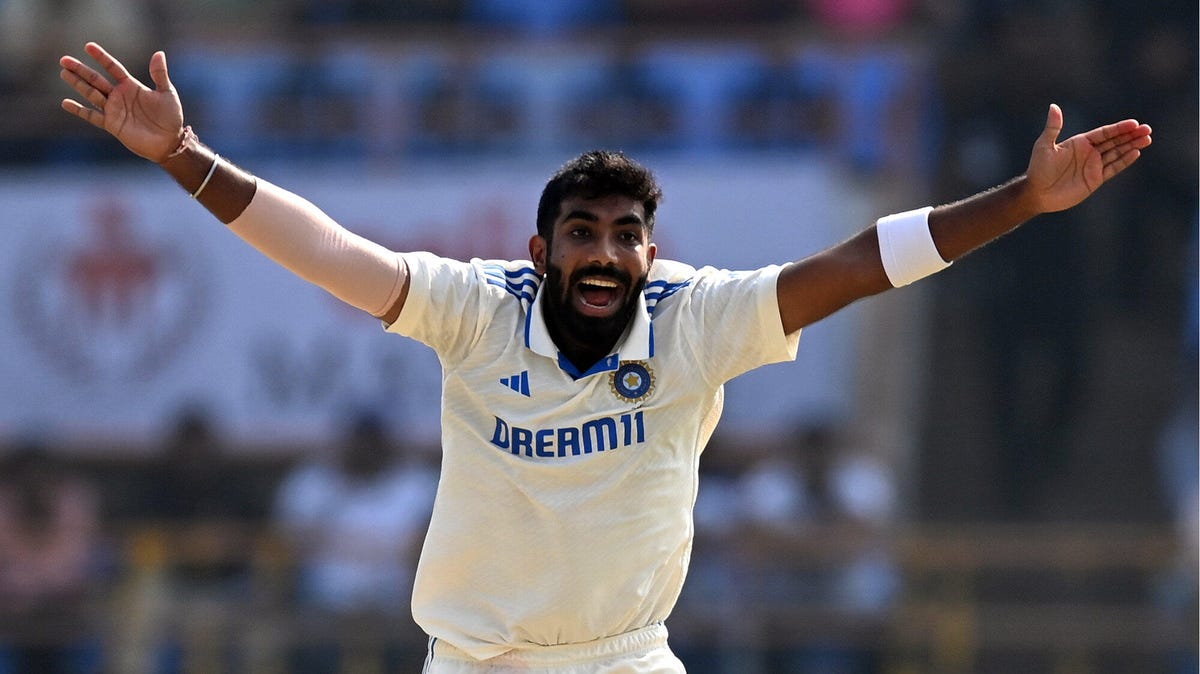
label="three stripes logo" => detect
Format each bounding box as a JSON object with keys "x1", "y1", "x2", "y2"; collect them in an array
[{"x1": 499, "y1": 371, "x2": 531, "y2": 397}]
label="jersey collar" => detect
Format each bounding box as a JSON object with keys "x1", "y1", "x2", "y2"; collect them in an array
[{"x1": 526, "y1": 286, "x2": 654, "y2": 378}]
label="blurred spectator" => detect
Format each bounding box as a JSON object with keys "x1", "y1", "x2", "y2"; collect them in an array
[
  {"x1": 679, "y1": 426, "x2": 898, "y2": 674},
  {"x1": 146, "y1": 409, "x2": 260, "y2": 570},
  {"x1": 273, "y1": 411, "x2": 437, "y2": 673},
  {"x1": 735, "y1": 424, "x2": 898, "y2": 674},
  {"x1": 0, "y1": 442, "x2": 105, "y2": 674},
  {"x1": 143, "y1": 408, "x2": 262, "y2": 674}
]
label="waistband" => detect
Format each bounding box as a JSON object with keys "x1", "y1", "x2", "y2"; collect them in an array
[{"x1": 429, "y1": 623, "x2": 669, "y2": 667}]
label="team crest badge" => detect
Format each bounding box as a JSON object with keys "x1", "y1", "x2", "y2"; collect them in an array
[{"x1": 610, "y1": 361, "x2": 655, "y2": 403}]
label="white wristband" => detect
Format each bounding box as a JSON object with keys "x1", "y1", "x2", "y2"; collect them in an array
[{"x1": 876, "y1": 206, "x2": 950, "y2": 287}]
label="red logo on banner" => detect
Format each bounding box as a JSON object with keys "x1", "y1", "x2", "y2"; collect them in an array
[{"x1": 13, "y1": 198, "x2": 209, "y2": 384}]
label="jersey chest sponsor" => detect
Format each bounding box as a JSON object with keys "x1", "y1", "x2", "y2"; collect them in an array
[{"x1": 489, "y1": 411, "x2": 646, "y2": 459}]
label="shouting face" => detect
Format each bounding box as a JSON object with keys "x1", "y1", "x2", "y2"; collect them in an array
[{"x1": 530, "y1": 194, "x2": 657, "y2": 368}]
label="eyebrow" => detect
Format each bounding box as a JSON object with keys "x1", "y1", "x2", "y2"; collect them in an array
[{"x1": 560, "y1": 210, "x2": 645, "y2": 226}]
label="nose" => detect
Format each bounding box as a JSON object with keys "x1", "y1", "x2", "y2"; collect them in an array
[{"x1": 587, "y1": 233, "x2": 620, "y2": 266}]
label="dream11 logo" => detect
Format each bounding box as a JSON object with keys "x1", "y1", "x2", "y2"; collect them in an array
[{"x1": 12, "y1": 197, "x2": 209, "y2": 385}]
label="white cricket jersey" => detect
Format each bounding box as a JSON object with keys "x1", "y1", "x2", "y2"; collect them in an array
[{"x1": 387, "y1": 252, "x2": 800, "y2": 660}]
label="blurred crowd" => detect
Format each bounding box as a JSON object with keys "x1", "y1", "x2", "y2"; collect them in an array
[
  {"x1": 0, "y1": 0, "x2": 1194, "y2": 672},
  {"x1": 3, "y1": 0, "x2": 940, "y2": 168},
  {"x1": 0, "y1": 408, "x2": 906, "y2": 673},
  {"x1": 678, "y1": 425, "x2": 900, "y2": 674},
  {"x1": 1, "y1": 407, "x2": 440, "y2": 674}
]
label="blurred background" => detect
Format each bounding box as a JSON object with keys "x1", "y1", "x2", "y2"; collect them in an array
[{"x1": 0, "y1": 1, "x2": 1195, "y2": 673}]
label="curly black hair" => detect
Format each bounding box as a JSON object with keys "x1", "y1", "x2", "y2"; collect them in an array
[{"x1": 535, "y1": 150, "x2": 663, "y2": 241}]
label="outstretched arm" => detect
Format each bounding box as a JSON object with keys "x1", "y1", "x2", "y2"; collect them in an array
[
  {"x1": 775, "y1": 104, "x2": 1152, "y2": 335},
  {"x1": 59, "y1": 43, "x2": 410, "y2": 322}
]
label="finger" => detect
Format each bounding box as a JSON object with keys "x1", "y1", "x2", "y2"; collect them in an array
[
  {"x1": 1101, "y1": 144, "x2": 1127, "y2": 166},
  {"x1": 1094, "y1": 128, "x2": 1154, "y2": 156},
  {"x1": 148, "y1": 50, "x2": 174, "y2": 92},
  {"x1": 1101, "y1": 148, "x2": 1143, "y2": 181},
  {"x1": 1038, "y1": 103, "x2": 1063, "y2": 146},
  {"x1": 60, "y1": 54, "x2": 113, "y2": 96},
  {"x1": 59, "y1": 68, "x2": 109, "y2": 109},
  {"x1": 61, "y1": 99, "x2": 106, "y2": 130},
  {"x1": 1092, "y1": 133, "x2": 1128, "y2": 155},
  {"x1": 1093, "y1": 130, "x2": 1140, "y2": 155},
  {"x1": 84, "y1": 41, "x2": 134, "y2": 84},
  {"x1": 1101, "y1": 133, "x2": 1152, "y2": 165},
  {"x1": 1083, "y1": 118, "x2": 1141, "y2": 145}
]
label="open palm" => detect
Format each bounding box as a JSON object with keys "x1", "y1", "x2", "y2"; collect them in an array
[
  {"x1": 1026, "y1": 104, "x2": 1152, "y2": 213},
  {"x1": 59, "y1": 42, "x2": 184, "y2": 163}
]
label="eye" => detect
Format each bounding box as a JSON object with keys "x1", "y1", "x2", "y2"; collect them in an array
[{"x1": 619, "y1": 230, "x2": 643, "y2": 244}]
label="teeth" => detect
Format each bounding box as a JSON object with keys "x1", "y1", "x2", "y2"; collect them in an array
[{"x1": 583, "y1": 278, "x2": 618, "y2": 288}]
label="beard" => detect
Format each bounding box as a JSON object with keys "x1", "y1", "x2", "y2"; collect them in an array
[{"x1": 542, "y1": 260, "x2": 648, "y2": 354}]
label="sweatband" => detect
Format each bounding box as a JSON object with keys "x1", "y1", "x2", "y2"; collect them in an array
[
  {"x1": 876, "y1": 206, "x2": 950, "y2": 287},
  {"x1": 227, "y1": 179, "x2": 406, "y2": 317}
]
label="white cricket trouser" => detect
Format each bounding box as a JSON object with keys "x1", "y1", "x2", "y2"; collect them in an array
[{"x1": 422, "y1": 623, "x2": 686, "y2": 673}]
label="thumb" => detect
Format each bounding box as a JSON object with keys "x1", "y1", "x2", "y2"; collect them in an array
[
  {"x1": 1038, "y1": 103, "x2": 1064, "y2": 147},
  {"x1": 148, "y1": 50, "x2": 173, "y2": 91}
]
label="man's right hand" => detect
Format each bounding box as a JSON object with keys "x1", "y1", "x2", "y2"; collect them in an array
[{"x1": 60, "y1": 42, "x2": 185, "y2": 164}]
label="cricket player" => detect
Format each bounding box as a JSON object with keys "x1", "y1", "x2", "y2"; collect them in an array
[{"x1": 59, "y1": 42, "x2": 1150, "y2": 673}]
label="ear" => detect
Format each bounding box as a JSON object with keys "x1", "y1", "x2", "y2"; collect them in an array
[
  {"x1": 529, "y1": 234, "x2": 548, "y2": 274},
  {"x1": 646, "y1": 241, "x2": 657, "y2": 266}
]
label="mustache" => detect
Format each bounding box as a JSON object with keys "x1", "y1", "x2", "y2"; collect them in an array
[{"x1": 568, "y1": 264, "x2": 632, "y2": 287}]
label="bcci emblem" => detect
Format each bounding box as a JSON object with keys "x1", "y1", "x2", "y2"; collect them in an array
[{"x1": 610, "y1": 361, "x2": 655, "y2": 404}]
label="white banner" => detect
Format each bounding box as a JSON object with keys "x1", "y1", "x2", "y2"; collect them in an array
[{"x1": 0, "y1": 157, "x2": 876, "y2": 452}]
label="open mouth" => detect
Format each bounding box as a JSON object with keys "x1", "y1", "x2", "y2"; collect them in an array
[{"x1": 575, "y1": 277, "x2": 623, "y2": 313}]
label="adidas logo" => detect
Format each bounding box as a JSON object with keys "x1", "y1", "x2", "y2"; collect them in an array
[{"x1": 499, "y1": 371, "x2": 530, "y2": 397}]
